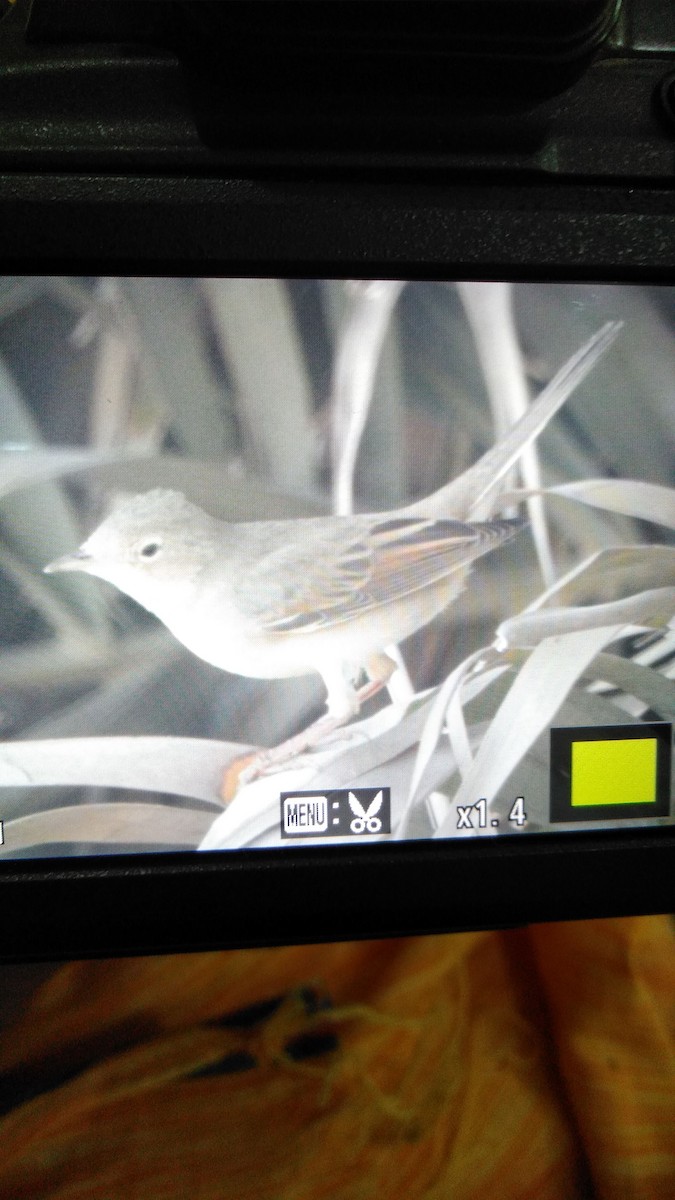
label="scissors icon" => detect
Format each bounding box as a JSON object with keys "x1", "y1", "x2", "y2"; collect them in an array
[{"x1": 348, "y1": 791, "x2": 384, "y2": 834}]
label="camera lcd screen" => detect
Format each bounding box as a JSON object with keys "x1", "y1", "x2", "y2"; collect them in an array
[{"x1": 0, "y1": 276, "x2": 672, "y2": 860}]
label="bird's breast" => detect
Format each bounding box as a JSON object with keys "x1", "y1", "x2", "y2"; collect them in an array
[{"x1": 160, "y1": 572, "x2": 465, "y2": 682}]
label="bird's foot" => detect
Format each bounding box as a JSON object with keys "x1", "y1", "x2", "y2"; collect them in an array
[
  {"x1": 220, "y1": 713, "x2": 347, "y2": 802},
  {"x1": 220, "y1": 674, "x2": 390, "y2": 802}
]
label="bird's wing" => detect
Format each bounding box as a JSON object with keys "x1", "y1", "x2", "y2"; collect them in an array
[{"x1": 238, "y1": 515, "x2": 521, "y2": 635}]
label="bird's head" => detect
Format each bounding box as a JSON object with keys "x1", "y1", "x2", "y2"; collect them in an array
[{"x1": 45, "y1": 489, "x2": 218, "y2": 613}]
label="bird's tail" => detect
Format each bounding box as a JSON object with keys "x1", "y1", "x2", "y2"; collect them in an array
[{"x1": 402, "y1": 321, "x2": 623, "y2": 523}]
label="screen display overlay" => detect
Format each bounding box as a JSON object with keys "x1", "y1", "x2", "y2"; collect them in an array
[{"x1": 0, "y1": 277, "x2": 672, "y2": 859}]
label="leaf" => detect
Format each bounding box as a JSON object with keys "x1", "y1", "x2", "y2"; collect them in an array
[
  {"x1": 0, "y1": 628, "x2": 171, "y2": 693},
  {"x1": 0, "y1": 448, "x2": 327, "y2": 527},
  {"x1": 329, "y1": 280, "x2": 405, "y2": 514},
  {"x1": 529, "y1": 546, "x2": 675, "y2": 611},
  {"x1": 496, "y1": 587, "x2": 675, "y2": 650},
  {"x1": 86, "y1": 455, "x2": 327, "y2": 521},
  {"x1": 457, "y1": 281, "x2": 555, "y2": 584},
  {"x1": 433, "y1": 624, "x2": 632, "y2": 838},
  {"x1": 587, "y1": 650, "x2": 675, "y2": 720},
  {"x1": 305, "y1": 691, "x2": 437, "y2": 788},
  {"x1": 406, "y1": 649, "x2": 490, "y2": 811},
  {"x1": 546, "y1": 479, "x2": 675, "y2": 531},
  {"x1": 0, "y1": 447, "x2": 144, "y2": 500},
  {"x1": 0, "y1": 356, "x2": 113, "y2": 628},
  {"x1": 0, "y1": 737, "x2": 251, "y2": 806},
  {"x1": 201, "y1": 279, "x2": 315, "y2": 493},
  {"x1": 199, "y1": 692, "x2": 444, "y2": 850},
  {"x1": 200, "y1": 761, "x2": 338, "y2": 850},
  {"x1": 0, "y1": 803, "x2": 213, "y2": 855},
  {"x1": 121, "y1": 278, "x2": 238, "y2": 458}
]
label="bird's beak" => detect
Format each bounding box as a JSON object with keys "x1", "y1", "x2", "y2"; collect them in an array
[{"x1": 44, "y1": 548, "x2": 93, "y2": 574}]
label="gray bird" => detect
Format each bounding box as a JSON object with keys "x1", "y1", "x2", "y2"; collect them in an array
[
  {"x1": 44, "y1": 319, "x2": 621, "y2": 785},
  {"x1": 46, "y1": 490, "x2": 522, "y2": 724}
]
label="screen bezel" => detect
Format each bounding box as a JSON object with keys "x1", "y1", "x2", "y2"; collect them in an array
[{"x1": 0, "y1": 172, "x2": 673, "y2": 959}]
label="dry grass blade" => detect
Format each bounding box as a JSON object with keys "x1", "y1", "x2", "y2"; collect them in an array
[
  {"x1": 546, "y1": 480, "x2": 675, "y2": 530},
  {"x1": 88, "y1": 455, "x2": 327, "y2": 520},
  {"x1": 329, "y1": 279, "x2": 413, "y2": 698},
  {"x1": 201, "y1": 693, "x2": 440, "y2": 849},
  {"x1": 587, "y1": 651, "x2": 675, "y2": 720},
  {"x1": 0, "y1": 629, "x2": 171, "y2": 692},
  {"x1": 458, "y1": 281, "x2": 555, "y2": 584},
  {"x1": 0, "y1": 804, "x2": 214, "y2": 855},
  {"x1": 200, "y1": 711, "x2": 454, "y2": 850},
  {"x1": 331, "y1": 280, "x2": 405, "y2": 515},
  {"x1": 0, "y1": 738, "x2": 250, "y2": 806},
  {"x1": 1, "y1": 357, "x2": 118, "y2": 630},
  {"x1": 0, "y1": 447, "x2": 141, "y2": 501},
  {"x1": 404, "y1": 649, "x2": 489, "y2": 816},
  {"x1": 496, "y1": 587, "x2": 675, "y2": 650},
  {"x1": 199, "y1": 770, "x2": 308, "y2": 850},
  {"x1": 202, "y1": 278, "x2": 314, "y2": 492},
  {"x1": 515, "y1": 545, "x2": 675, "y2": 615},
  {"x1": 433, "y1": 624, "x2": 629, "y2": 838},
  {"x1": 122, "y1": 278, "x2": 238, "y2": 458}
]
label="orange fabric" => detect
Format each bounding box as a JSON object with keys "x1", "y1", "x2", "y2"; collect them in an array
[
  {"x1": 530, "y1": 918, "x2": 675, "y2": 1200},
  {"x1": 0, "y1": 917, "x2": 672, "y2": 1199}
]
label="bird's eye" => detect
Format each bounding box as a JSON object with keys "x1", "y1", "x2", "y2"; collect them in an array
[{"x1": 139, "y1": 541, "x2": 162, "y2": 559}]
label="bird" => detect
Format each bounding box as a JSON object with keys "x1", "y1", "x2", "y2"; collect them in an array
[
  {"x1": 46, "y1": 490, "x2": 522, "y2": 718},
  {"x1": 44, "y1": 321, "x2": 622, "y2": 791},
  {"x1": 44, "y1": 492, "x2": 523, "y2": 789}
]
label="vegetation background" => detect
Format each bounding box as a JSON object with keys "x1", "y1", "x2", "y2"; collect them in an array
[{"x1": 0, "y1": 277, "x2": 673, "y2": 855}]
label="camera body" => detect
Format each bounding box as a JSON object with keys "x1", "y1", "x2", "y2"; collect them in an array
[{"x1": 0, "y1": 0, "x2": 673, "y2": 960}]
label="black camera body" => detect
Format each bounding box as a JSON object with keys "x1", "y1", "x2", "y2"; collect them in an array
[{"x1": 0, "y1": 1, "x2": 673, "y2": 961}]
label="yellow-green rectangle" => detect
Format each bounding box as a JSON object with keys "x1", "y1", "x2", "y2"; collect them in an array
[{"x1": 571, "y1": 737, "x2": 658, "y2": 807}]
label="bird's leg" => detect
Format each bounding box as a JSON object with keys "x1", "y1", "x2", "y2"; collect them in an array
[
  {"x1": 221, "y1": 652, "x2": 397, "y2": 801},
  {"x1": 223, "y1": 713, "x2": 347, "y2": 797},
  {"x1": 354, "y1": 650, "x2": 397, "y2": 705},
  {"x1": 221, "y1": 712, "x2": 350, "y2": 802}
]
